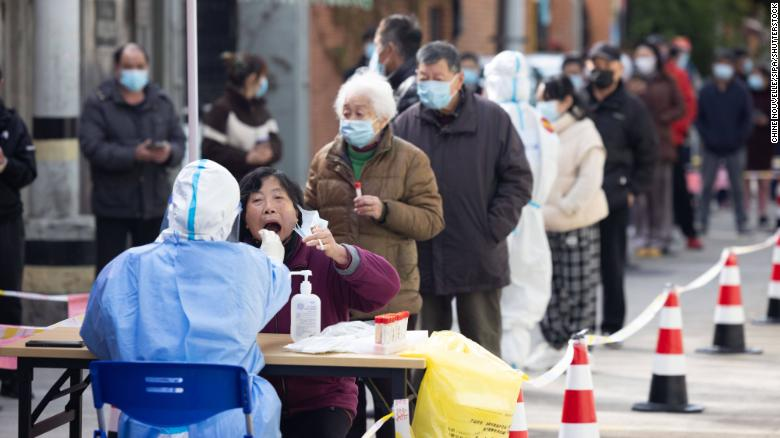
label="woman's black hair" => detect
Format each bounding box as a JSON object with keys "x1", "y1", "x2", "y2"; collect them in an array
[
  {"x1": 634, "y1": 41, "x2": 665, "y2": 76},
  {"x1": 542, "y1": 74, "x2": 587, "y2": 120},
  {"x1": 238, "y1": 167, "x2": 304, "y2": 244},
  {"x1": 562, "y1": 52, "x2": 584, "y2": 69},
  {"x1": 221, "y1": 52, "x2": 267, "y2": 89}
]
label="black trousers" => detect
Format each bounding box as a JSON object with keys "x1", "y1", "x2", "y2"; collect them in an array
[
  {"x1": 0, "y1": 214, "x2": 24, "y2": 384},
  {"x1": 281, "y1": 407, "x2": 352, "y2": 438},
  {"x1": 0, "y1": 214, "x2": 24, "y2": 325},
  {"x1": 599, "y1": 205, "x2": 629, "y2": 334},
  {"x1": 95, "y1": 217, "x2": 162, "y2": 273},
  {"x1": 673, "y1": 145, "x2": 698, "y2": 239}
]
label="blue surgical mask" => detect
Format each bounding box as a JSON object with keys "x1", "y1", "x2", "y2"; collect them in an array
[
  {"x1": 417, "y1": 79, "x2": 455, "y2": 110},
  {"x1": 364, "y1": 42, "x2": 376, "y2": 60},
  {"x1": 676, "y1": 52, "x2": 690, "y2": 69},
  {"x1": 713, "y1": 63, "x2": 734, "y2": 81},
  {"x1": 463, "y1": 68, "x2": 480, "y2": 86},
  {"x1": 567, "y1": 74, "x2": 585, "y2": 91},
  {"x1": 536, "y1": 100, "x2": 561, "y2": 122},
  {"x1": 119, "y1": 69, "x2": 149, "y2": 92},
  {"x1": 742, "y1": 59, "x2": 754, "y2": 74},
  {"x1": 368, "y1": 49, "x2": 385, "y2": 76},
  {"x1": 340, "y1": 119, "x2": 376, "y2": 149},
  {"x1": 747, "y1": 73, "x2": 764, "y2": 91},
  {"x1": 256, "y1": 77, "x2": 269, "y2": 98}
]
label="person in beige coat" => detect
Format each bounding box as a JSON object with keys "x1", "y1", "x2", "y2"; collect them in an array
[
  {"x1": 525, "y1": 74, "x2": 609, "y2": 370},
  {"x1": 305, "y1": 71, "x2": 444, "y2": 436}
]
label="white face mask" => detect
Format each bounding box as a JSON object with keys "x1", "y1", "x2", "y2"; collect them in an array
[{"x1": 634, "y1": 56, "x2": 657, "y2": 76}]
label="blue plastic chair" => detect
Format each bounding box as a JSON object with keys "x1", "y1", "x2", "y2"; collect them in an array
[{"x1": 89, "y1": 361, "x2": 254, "y2": 438}]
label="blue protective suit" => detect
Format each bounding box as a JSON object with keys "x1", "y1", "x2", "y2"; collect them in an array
[{"x1": 80, "y1": 160, "x2": 291, "y2": 437}]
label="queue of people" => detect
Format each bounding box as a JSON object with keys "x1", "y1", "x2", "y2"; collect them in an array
[{"x1": 0, "y1": 10, "x2": 771, "y2": 437}]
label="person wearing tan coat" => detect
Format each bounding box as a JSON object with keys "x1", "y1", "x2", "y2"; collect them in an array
[
  {"x1": 306, "y1": 127, "x2": 444, "y2": 319},
  {"x1": 305, "y1": 71, "x2": 443, "y2": 437}
]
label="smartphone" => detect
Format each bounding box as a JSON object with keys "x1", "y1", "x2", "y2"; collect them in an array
[
  {"x1": 25, "y1": 339, "x2": 85, "y2": 348},
  {"x1": 147, "y1": 141, "x2": 167, "y2": 149}
]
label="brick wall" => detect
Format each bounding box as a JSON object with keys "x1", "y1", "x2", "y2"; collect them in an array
[
  {"x1": 550, "y1": 0, "x2": 576, "y2": 52},
  {"x1": 457, "y1": 0, "x2": 499, "y2": 55},
  {"x1": 306, "y1": 1, "x2": 458, "y2": 160},
  {"x1": 585, "y1": 0, "x2": 613, "y2": 45},
  {"x1": 308, "y1": 6, "x2": 346, "y2": 160}
]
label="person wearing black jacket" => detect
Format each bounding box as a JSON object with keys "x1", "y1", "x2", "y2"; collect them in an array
[
  {"x1": 0, "y1": 67, "x2": 37, "y2": 397},
  {"x1": 586, "y1": 43, "x2": 658, "y2": 338},
  {"x1": 371, "y1": 14, "x2": 422, "y2": 114},
  {"x1": 79, "y1": 43, "x2": 186, "y2": 273},
  {"x1": 201, "y1": 52, "x2": 283, "y2": 182},
  {"x1": 696, "y1": 49, "x2": 753, "y2": 234},
  {"x1": 392, "y1": 42, "x2": 533, "y2": 356}
]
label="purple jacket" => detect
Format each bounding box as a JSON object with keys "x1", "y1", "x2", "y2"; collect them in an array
[{"x1": 261, "y1": 239, "x2": 400, "y2": 418}]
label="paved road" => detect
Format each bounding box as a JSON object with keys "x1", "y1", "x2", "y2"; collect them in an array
[
  {"x1": 1, "y1": 209, "x2": 778, "y2": 437},
  {"x1": 524, "y1": 210, "x2": 780, "y2": 438}
]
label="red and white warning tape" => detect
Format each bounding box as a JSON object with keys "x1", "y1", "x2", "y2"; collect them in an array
[{"x1": 527, "y1": 231, "x2": 779, "y2": 388}]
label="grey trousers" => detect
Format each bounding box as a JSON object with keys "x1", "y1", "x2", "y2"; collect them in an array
[
  {"x1": 635, "y1": 162, "x2": 674, "y2": 248},
  {"x1": 699, "y1": 148, "x2": 747, "y2": 231}
]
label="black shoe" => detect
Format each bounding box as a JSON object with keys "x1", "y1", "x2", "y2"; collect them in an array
[
  {"x1": 759, "y1": 216, "x2": 769, "y2": 229},
  {"x1": 1, "y1": 378, "x2": 19, "y2": 399}
]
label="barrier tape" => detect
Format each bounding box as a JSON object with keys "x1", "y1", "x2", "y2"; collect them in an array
[
  {"x1": 526, "y1": 230, "x2": 779, "y2": 388},
  {"x1": 361, "y1": 412, "x2": 394, "y2": 438},
  {"x1": 0, "y1": 289, "x2": 88, "y2": 302}
]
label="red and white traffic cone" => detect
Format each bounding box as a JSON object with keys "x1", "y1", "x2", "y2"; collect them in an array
[
  {"x1": 754, "y1": 234, "x2": 780, "y2": 324},
  {"x1": 509, "y1": 389, "x2": 528, "y2": 438},
  {"x1": 559, "y1": 340, "x2": 599, "y2": 438},
  {"x1": 697, "y1": 253, "x2": 762, "y2": 354},
  {"x1": 633, "y1": 290, "x2": 703, "y2": 413}
]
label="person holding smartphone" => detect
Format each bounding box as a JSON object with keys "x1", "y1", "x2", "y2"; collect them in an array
[
  {"x1": 79, "y1": 42, "x2": 186, "y2": 273},
  {"x1": 202, "y1": 52, "x2": 283, "y2": 182}
]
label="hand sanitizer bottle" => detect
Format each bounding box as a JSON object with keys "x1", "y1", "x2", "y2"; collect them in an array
[{"x1": 290, "y1": 270, "x2": 321, "y2": 342}]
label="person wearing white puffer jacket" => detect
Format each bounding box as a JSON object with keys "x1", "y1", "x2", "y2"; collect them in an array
[
  {"x1": 524, "y1": 74, "x2": 609, "y2": 371},
  {"x1": 484, "y1": 51, "x2": 560, "y2": 369}
]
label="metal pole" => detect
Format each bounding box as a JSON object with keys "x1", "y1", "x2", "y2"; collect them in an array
[{"x1": 186, "y1": 0, "x2": 199, "y2": 163}]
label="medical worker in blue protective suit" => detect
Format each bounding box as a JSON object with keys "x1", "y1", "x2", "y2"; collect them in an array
[{"x1": 81, "y1": 159, "x2": 291, "y2": 437}]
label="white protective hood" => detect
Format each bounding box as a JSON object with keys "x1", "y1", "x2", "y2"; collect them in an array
[
  {"x1": 484, "y1": 50, "x2": 533, "y2": 104},
  {"x1": 159, "y1": 159, "x2": 241, "y2": 242}
]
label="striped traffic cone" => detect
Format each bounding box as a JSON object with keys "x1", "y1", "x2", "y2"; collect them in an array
[
  {"x1": 509, "y1": 389, "x2": 528, "y2": 438},
  {"x1": 754, "y1": 234, "x2": 780, "y2": 324},
  {"x1": 633, "y1": 290, "x2": 703, "y2": 413},
  {"x1": 559, "y1": 341, "x2": 599, "y2": 438},
  {"x1": 697, "y1": 253, "x2": 762, "y2": 354}
]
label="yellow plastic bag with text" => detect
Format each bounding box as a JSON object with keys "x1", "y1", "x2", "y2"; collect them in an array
[{"x1": 401, "y1": 331, "x2": 526, "y2": 438}]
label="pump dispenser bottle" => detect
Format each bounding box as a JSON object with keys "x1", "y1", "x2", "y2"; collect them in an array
[{"x1": 290, "y1": 270, "x2": 321, "y2": 342}]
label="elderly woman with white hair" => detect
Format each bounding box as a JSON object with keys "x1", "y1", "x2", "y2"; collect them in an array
[{"x1": 304, "y1": 70, "x2": 444, "y2": 433}]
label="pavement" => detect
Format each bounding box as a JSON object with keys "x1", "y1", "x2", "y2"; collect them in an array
[
  {"x1": 1, "y1": 208, "x2": 779, "y2": 437},
  {"x1": 524, "y1": 209, "x2": 780, "y2": 438}
]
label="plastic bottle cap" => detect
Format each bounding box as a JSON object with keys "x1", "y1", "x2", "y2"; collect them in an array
[{"x1": 290, "y1": 270, "x2": 313, "y2": 294}]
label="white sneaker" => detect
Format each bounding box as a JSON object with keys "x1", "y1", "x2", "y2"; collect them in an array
[
  {"x1": 501, "y1": 326, "x2": 532, "y2": 369},
  {"x1": 523, "y1": 342, "x2": 564, "y2": 371}
]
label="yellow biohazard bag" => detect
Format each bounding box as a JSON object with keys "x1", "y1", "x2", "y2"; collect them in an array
[{"x1": 401, "y1": 331, "x2": 526, "y2": 438}]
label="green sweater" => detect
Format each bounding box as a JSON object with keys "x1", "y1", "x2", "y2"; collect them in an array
[{"x1": 347, "y1": 145, "x2": 377, "y2": 181}]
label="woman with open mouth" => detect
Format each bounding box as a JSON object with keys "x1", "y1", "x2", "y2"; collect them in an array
[{"x1": 238, "y1": 166, "x2": 400, "y2": 438}]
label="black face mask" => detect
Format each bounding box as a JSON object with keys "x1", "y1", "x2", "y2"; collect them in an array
[{"x1": 590, "y1": 69, "x2": 615, "y2": 90}]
